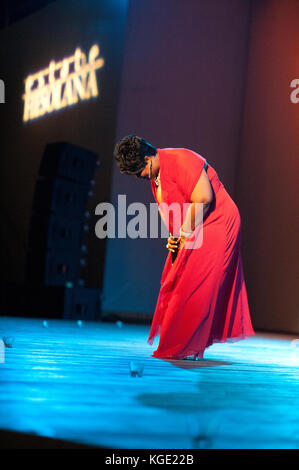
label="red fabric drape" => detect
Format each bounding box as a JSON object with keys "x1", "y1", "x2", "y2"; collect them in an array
[{"x1": 148, "y1": 148, "x2": 254, "y2": 359}]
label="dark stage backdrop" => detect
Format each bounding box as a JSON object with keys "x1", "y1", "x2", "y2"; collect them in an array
[
  {"x1": 102, "y1": 0, "x2": 299, "y2": 335},
  {"x1": 101, "y1": 0, "x2": 252, "y2": 317},
  {"x1": 236, "y1": 0, "x2": 299, "y2": 334},
  {"x1": 0, "y1": 0, "x2": 128, "y2": 291},
  {"x1": 1, "y1": 0, "x2": 298, "y2": 334}
]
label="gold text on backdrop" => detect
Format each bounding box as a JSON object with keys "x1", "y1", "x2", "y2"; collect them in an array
[{"x1": 22, "y1": 44, "x2": 104, "y2": 122}]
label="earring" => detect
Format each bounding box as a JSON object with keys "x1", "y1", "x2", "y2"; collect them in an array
[{"x1": 148, "y1": 159, "x2": 152, "y2": 179}]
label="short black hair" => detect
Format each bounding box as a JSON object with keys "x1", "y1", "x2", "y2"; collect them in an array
[{"x1": 114, "y1": 135, "x2": 157, "y2": 175}]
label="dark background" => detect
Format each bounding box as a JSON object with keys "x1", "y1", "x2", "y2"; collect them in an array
[
  {"x1": 0, "y1": 0, "x2": 298, "y2": 334},
  {"x1": 0, "y1": 0, "x2": 128, "y2": 290}
]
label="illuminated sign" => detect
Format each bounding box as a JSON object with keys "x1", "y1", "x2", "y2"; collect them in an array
[
  {"x1": 0, "y1": 79, "x2": 4, "y2": 103},
  {"x1": 22, "y1": 44, "x2": 104, "y2": 122}
]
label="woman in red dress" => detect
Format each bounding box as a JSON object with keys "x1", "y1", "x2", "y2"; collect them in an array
[{"x1": 114, "y1": 135, "x2": 255, "y2": 360}]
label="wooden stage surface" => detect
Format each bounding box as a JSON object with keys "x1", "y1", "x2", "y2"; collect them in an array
[{"x1": 0, "y1": 316, "x2": 298, "y2": 449}]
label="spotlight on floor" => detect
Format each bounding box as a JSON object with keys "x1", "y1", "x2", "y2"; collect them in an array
[
  {"x1": 2, "y1": 336, "x2": 15, "y2": 348},
  {"x1": 129, "y1": 361, "x2": 144, "y2": 378}
]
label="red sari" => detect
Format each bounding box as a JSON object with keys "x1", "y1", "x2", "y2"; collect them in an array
[{"x1": 148, "y1": 148, "x2": 254, "y2": 359}]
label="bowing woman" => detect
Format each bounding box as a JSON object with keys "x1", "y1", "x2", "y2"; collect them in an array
[{"x1": 114, "y1": 135, "x2": 254, "y2": 360}]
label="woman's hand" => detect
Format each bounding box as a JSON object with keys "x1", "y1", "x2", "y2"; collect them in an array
[{"x1": 166, "y1": 235, "x2": 179, "y2": 253}]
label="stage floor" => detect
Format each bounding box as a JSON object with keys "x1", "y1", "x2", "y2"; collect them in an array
[{"x1": 0, "y1": 317, "x2": 298, "y2": 449}]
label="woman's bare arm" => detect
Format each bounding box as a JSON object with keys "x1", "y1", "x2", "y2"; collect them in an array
[
  {"x1": 181, "y1": 169, "x2": 213, "y2": 232},
  {"x1": 167, "y1": 169, "x2": 214, "y2": 253}
]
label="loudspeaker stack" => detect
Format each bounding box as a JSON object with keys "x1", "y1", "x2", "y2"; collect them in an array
[{"x1": 9, "y1": 142, "x2": 101, "y2": 320}]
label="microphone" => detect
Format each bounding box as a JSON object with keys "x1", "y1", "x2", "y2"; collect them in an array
[{"x1": 170, "y1": 234, "x2": 179, "y2": 265}]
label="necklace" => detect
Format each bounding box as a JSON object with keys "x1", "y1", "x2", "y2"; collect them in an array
[{"x1": 155, "y1": 170, "x2": 160, "y2": 187}]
